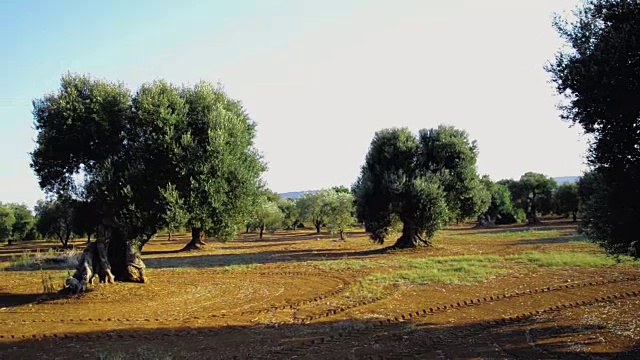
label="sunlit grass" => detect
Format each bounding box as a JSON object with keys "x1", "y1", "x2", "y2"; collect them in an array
[
  {"x1": 505, "y1": 251, "x2": 638, "y2": 267},
  {"x1": 310, "y1": 259, "x2": 379, "y2": 271},
  {"x1": 364, "y1": 255, "x2": 504, "y2": 286},
  {"x1": 469, "y1": 229, "x2": 565, "y2": 239}
]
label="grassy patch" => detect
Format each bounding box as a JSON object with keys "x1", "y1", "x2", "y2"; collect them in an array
[
  {"x1": 310, "y1": 259, "x2": 379, "y2": 271},
  {"x1": 505, "y1": 251, "x2": 637, "y2": 267},
  {"x1": 470, "y1": 229, "x2": 564, "y2": 239},
  {"x1": 343, "y1": 282, "x2": 388, "y2": 302},
  {"x1": 218, "y1": 263, "x2": 260, "y2": 273},
  {"x1": 364, "y1": 255, "x2": 504, "y2": 286},
  {"x1": 8, "y1": 249, "x2": 79, "y2": 270}
]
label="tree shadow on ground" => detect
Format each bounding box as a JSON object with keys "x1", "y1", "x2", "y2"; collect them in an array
[
  {"x1": 0, "y1": 289, "x2": 90, "y2": 308},
  {"x1": 506, "y1": 234, "x2": 591, "y2": 246},
  {"x1": 143, "y1": 247, "x2": 389, "y2": 269},
  {"x1": 453, "y1": 222, "x2": 578, "y2": 236},
  {"x1": 1, "y1": 315, "x2": 638, "y2": 360}
]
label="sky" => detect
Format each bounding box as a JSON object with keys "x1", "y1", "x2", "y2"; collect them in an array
[{"x1": 0, "y1": 0, "x2": 586, "y2": 209}]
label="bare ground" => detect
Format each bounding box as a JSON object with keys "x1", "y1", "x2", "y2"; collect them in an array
[{"x1": 1, "y1": 219, "x2": 639, "y2": 359}]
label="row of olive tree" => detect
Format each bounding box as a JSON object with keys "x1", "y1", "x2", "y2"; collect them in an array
[
  {"x1": 31, "y1": 74, "x2": 265, "y2": 283},
  {"x1": 245, "y1": 187, "x2": 356, "y2": 240},
  {"x1": 482, "y1": 173, "x2": 581, "y2": 225}
]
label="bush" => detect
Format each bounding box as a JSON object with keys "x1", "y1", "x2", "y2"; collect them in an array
[
  {"x1": 495, "y1": 208, "x2": 527, "y2": 225},
  {"x1": 24, "y1": 227, "x2": 41, "y2": 241},
  {"x1": 10, "y1": 249, "x2": 80, "y2": 270}
]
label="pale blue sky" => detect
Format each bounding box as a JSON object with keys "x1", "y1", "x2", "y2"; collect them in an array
[{"x1": 1, "y1": 0, "x2": 584, "y2": 208}]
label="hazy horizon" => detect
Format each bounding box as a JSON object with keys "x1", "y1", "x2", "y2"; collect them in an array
[{"x1": 1, "y1": 0, "x2": 587, "y2": 208}]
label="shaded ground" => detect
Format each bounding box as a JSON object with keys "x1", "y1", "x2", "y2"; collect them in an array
[{"x1": 1, "y1": 219, "x2": 639, "y2": 359}]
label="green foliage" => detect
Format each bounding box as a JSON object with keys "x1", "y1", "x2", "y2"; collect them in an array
[
  {"x1": 0, "y1": 204, "x2": 16, "y2": 243},
  {"x1": 7, "y1": 204, "x2": 34, "y2": 241},
  {"x1": 277, "y1": 198, "x2": 300, "y2": 230},
  {"x1": 30, "y1": 74, "x2": 265, "y2": 257},
  {"x1": 250, "y1": 196, "x2": 284, "y2": 238},
  {"x1": 297, "y1": 190, "x2": 332, "y2": 233},
  {"x1": 324, "y1": 190, "x2": 356, "y2": 239},
  {"x1": 31, "y1": 74, "x2": 170, "y2": 252},
  {"x1": 170, "y1": 82, "x2": 265, "y2": 242},
  {"x1": 546, "y1": 1, "x2": 640, "y2": 257},
  {"x1": 331, "y1": 185, "x2": 351, "y2": 194},
  {"x1": 34, "y1": 197, "x2": 74, "y2": 247},
  {"x1": 71, "y1": 200, "x2": 99, "y2": 240},
  {"x1": 554, "y1": 183, "x2": 580, "y2": 220},
  {"x1": 479, "y1": 176, "x2": 520, "y2": 225},
  {"x1": 502, "y1": 173, "x2": 556, "y2": 222},
  {"x1": 161, "y1": 183, "x2": 188, "y2": 236},
  {"x1": 353, "y1": 125, "x2": 485, "y2": 247}
]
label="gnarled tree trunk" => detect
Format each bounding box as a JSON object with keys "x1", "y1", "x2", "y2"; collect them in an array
[
  {"x1": 391, "y1": 222, "x2": 431, "y2": 249},
  {"x1": 182, "y1": 227, "x2": 206, "y2": 251},
  {"x1": 314, "y1": 221, "x2": 321, "y2": 234},
  {"x1": 259, "y1": 225, "x2": 264, "y2": 239},
  {"x1": 66, "y1": 222, "x2": 146, "y2": 293}
]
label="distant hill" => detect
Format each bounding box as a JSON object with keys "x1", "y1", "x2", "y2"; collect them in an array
[
  {"x1": 553, "y1": 176, "x2": 580, "y2": 185},
  {"x1": 279, "y1": 190, "x2": 318, "y2": 199},
  {"x1": 280, "y1": 176, "x2": 581, "y2": 198}
]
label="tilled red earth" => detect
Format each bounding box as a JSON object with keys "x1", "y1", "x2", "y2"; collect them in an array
[{"x1": 1, "y1": 223, "x2": 639, "y2": 359}]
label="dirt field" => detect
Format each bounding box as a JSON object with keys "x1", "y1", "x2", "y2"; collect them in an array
[{"x1": 1, "y1": 219, "x2": 639, "y2": 359}]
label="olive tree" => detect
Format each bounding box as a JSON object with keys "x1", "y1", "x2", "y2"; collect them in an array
[
  {"x1": 547, "y1": 0, "x2": 640, "y2": 257},
  {"x1": 554, "y1": 183, "x2": 580, "y2": 221},
  {"x1": 325, "y1": 190, "x2": 356, "y2": 240},
  {"x1": 278, "y1": 198, "x2": 301, "y2": 230},
  {"x1": 250, "y1": 197, "x2": 284, "y2": 239},
  {"x1": 0, "y1": 204, "x2": 15, "y2": 244},
  {"x1": 353, "y1": 125, "x2": 486, "y2": 248},
  {"x1": 297, "y1": 191, "x2": 332, "y2": 234},
  {"x1": 171, "y1": 82, "x2": 265, "y2": 250}
]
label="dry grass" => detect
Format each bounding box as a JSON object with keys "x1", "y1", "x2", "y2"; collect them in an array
[{"x1": 8, "y1": 248, "x2": 79, "y2": 270}]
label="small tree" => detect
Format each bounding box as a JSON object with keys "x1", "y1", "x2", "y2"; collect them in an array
[
  {"x1": 479, "y1": 176, "x2": 520, "y2": 225},
  {"x1": 297, "y1": 191, "x2": 331, "y2": 234},
  {"x1": 35, "y1": 198, "x2": 74, "y2": 247},
  {"x1": 7, "y1": 204, "x2": 34, "y2": 241},
  {"x1": 555, "y1": 183, "x2": 580, "y2": 221},
  {"x1": 251, "y1": 198, "x2": 284, "y2": 239},
  {"x1": 325, "y1": 190, "x2": 356, "y2": 240},
  {"x1": 0, "y1": 204, "x2": 15, "y2": 244},
  {"x1": 278, "y1": 198, "x2": 301, "y2": 230},
  {"x1": 161, "y1": 184, "x2": 188, "y2": 241},
  {"x1": 514, "y1": 172, "x2": 557, "y2": 224},
  {"x1": 171, "y1": 82, "x2": 265, "y2": 250}
]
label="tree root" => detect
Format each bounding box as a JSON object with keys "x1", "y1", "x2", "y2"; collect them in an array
[
  {"x1": 181, "y1": 241, "x2": 206, "y2": 251},
  {"x1": 66, "y1": 242, "x2": 115, "y2": 294}
]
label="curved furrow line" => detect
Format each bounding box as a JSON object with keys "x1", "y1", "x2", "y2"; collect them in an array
[
  {"x1": 287, "y1": 276, "x2": 638, "y2": 325},
  {"x1": 261, "y1": 278, "x2": 639, "y2": 359},
  {"x1": 0, "y1": 271, "x2": 352, "y2": 325}
]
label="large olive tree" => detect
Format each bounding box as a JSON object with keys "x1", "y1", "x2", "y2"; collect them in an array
[
  {"x1": 547, "y1": 0, "x2": 640, "y2": 257},
  {"x1": 353, "y1": 125, "x2": 487, "y2": 248}
]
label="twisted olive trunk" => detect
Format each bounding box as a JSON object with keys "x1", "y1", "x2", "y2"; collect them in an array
[
  {"x1": 182, "y1": 227, "x2": 206, "y2": 251},
  {"x1": 392, "y1": 221, "x2": 431, "y2": 249},
  {"x1": 67, "y1": 223, "x2": 146, "y2": 293}
]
